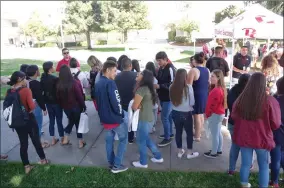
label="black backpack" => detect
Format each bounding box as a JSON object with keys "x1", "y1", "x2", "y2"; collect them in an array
[{"x1": 2, "y1": 87, "x2": 30, "y2": 128}]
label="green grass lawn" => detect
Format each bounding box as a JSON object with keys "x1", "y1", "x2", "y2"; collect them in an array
[
  {"x1": 0, "y1": 59, "x2": 91, "y2": 100},
  {"x1": 69, "y1": 47, "x2": 137, "y2": 52},
  {"x1": 175, "y1": 50, "x2": 194, "y2": 63},
  {"x1": 0, "y1": 162, "x2": 263, "y2": 188}
]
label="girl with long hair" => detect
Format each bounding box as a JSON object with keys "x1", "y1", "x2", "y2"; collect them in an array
[
  {"x1": 5, "y1": 71, "x2": 49, "y2": 174},
  {"x1": 170, "y1": 69, "x2": 199, "y2": 159},
  {"x1": 261, "y1": 55, "x2": 280, "y2": 95},
  {"x1": 132, "y1": 70, "x2": 164, "y2": 168},
  {"x1": 204, "y1": 69, "x2": 227, "y2": 159},
  {"x1": 145, "y1": 62, "x2": 158, "y2": 133},
  {"x1": 41, "y1": 61, "x2": 64, "y2": 146},
  {"x1": 57, "y1": 65, "x2": 87, "y2": 148},
  {"x1": 132, "y1": 59, "x2": 141, "y2": 72},
  {"x1": 187, "y1": 52, "x2": 210, "y2": 142},
  {"x1": 232, "y1": 72, "x2": 281, "y2": 188},
  {"x1": 227, "y1": 74, "x2": 251, "y2": 175}
]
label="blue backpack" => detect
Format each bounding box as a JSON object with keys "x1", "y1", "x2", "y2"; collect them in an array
[{"x1": 2, "y1": 87, "x2": 30, "y2": 128}]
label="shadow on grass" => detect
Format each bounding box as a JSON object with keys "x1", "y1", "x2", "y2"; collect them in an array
[
  {"x1": 175, "y1": 57, "x2": 190, "y2": 63},
  {"x1": 0, "y1": 162, "x2": 263, "y2": 187}
]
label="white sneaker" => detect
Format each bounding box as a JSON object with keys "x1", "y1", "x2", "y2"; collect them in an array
[
  {"x1": 132, "y1": 161, "x2": 148, "y2": 168},
  {"x1": 151, "y1": 157, "x2": 164, "y2": 163},
  {"x1": 241, "y1": 183, "x2": 251, "y2": 188},
  {"x1": 178, "y1": 149, "x2": 185, "y2": 158},
  {"x1": 187, "y1": 152, "x2": 199, "y2": 159}
]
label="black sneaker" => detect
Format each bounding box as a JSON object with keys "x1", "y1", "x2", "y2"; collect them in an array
[
  {"x1": 209, "y1": 150, "x2": 222, "y2": 155},
  {"x1": 111, "y1": 165, "x2": 128, "y2": 174},
  {"x1": 159, "y1": 134, "x2": 174, "y2": 139},
  {"x1": 158, "y1": 139, "x2": 172, "y2": 147},
  {"x1": 128, "y1": 140, "x2": 134, "y2": 144},
  {"x1": 204, "y1": 151, "x2": 218, "y2": 159}
]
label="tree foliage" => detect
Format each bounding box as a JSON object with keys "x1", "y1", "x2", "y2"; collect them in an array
[
  {"x1": 176, "y1": 19, "x2": 199, "y2": 38},
  {"x1": 214, "y1": 5, "x2": 244, "y2": 24},
  {"x1": 21, "y1": 11, "x2": 50, "y2": 41},
  {"x1": 64, "y1": 0, "x2": 101, "y2": 49},
  {"x1": 244, "y1": 1, "x2": 283, "y2": 16}
]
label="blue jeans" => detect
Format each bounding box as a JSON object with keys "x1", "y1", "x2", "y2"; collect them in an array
[
  {"x1": 64, "y1": 107, "x2": 82, "y2": 139},
  {"x1": 105, "y1": 122, "x2": 128, "y2": 168},
  {"x1": 228, "y1": 123, "x2": 240, "y2": 171},
  {"x1": 160, "y1": 101, "x2": 173, "y2": 140},
  {"x1": 123, "y1": 110, "x2": 134, "y2": 142},
  {"x1": 149, "y1": 108, "x2": 158, "y2": 132},
  {"x1": 240, "y1": 147, "x2": 269, "y2": 187},
  {"x1": 137, "y1": 121, "x2": 162, "y2": 165},
  {"x1": 46, "y1": 104, "x2": 64, "y2": 137},
  {"x1": 270, "y1": 145, "x2": 281, "y2": 184},
  {"x1": 208, "y1": 113, "x2": 224, "y2": 154},
  {"x1": 172, "y1": 110, "x2": 193, "y2": 149},
  {"x1": 33, "y1": 102, "x2": 43, "y2": 137}
]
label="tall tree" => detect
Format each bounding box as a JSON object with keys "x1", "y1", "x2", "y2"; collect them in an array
[
  {"x1": 176, "y1": 19, "x2": 199, "y2": 39},
  {"x1": 64, "y1": 1, "x2": 101, "y2": 49},
  {"x1": 21, "y1": 11, "x2": 49, "y2": 41},
  {"x1": 215, "y1": 5, "x2": 244, "y2": 24},
  {"x1": 103, "y1": 1, "x2": 150, "y2": 43},
  {"x1": 244, "y1": 1, "x2": 283, "y2": 16}
]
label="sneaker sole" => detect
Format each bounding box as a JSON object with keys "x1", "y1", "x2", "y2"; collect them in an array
[
  {"x1": 111, "y1": 168, "x2": 128, "y2": 174},
  {"x1": 159, "y1": 136, "x2": 174, "y2": 139},
  {"x1": 203, "y1": 154, "x2": 217, "y2": 159},
  {"x1": 158, "y1": 142, "x2": 172, "y2": 147}
]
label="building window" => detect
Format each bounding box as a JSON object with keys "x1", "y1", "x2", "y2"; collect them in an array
[{"x1": 12, "y1": 22, "x2": 18, "y2": 27}]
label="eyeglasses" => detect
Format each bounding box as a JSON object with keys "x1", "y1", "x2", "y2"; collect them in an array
[{"x1": 63, "y1": 52, "x2": 69, "y2": 55}]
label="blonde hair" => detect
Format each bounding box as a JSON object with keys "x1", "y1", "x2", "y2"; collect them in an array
[
  {"x1": 87, "y1": 55, "x2": 102, "y2": 70},
  {"x1": 261, "y1": 55, "x2": 279, "y2": 77},
  {"x1": 212, "y1": 69, "x2": 228, "y2": 109}
]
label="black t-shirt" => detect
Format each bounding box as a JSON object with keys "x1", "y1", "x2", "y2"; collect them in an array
[
  {"x1": 115, "y1": 71, "x2": 137, "y2": 111},
  {"x1": 232, "y1": 53, "x2": 251, "y2": 79},
  {"x1": 206, "y1": 57, "x2": 229, "y2": 76}
]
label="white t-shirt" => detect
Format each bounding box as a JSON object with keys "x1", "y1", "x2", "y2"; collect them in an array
[{"x1": 153, "y1": 77, "x2": 158, "y2": 109}]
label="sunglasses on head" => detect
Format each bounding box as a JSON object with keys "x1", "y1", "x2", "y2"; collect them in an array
[{"x1": 63, "y1": 51, "x2": 69, "y2": 55}]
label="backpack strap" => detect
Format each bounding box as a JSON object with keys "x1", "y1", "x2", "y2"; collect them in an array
[{"x1": 74, "y1": 71, "x2": 81, "y2": 80}]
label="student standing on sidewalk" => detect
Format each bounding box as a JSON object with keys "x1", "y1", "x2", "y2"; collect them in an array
[
  {"x1": 204, "y1": 69, "x2": 227, "y2": 159},
  {"x1": 132, "y1": 70, "x2": 164, "y2": 168},
  {"x1": 227, "y1": 74, "x2": 250, "y2": 175},
  {"x1": 115, "y1": 57, "x2": 137, "y2": 144},
  {"x1": 232, "y1": 72, "x2": 281, "y2": 188},
  {"x1": 170, "y1": 69, "x2": 199, "y2": 159},
  {"x1": 57, "y1": 65, "x2": 86, "y2": 149},
  {"x1": 6, "y1": 71, "x2": 49, "y2": 174},
  {"x1": 41, "y1": 61, "x2": 64, "y2": 145},
  {"x1": 56, "y1": 48, "x2": 80, "y2": 72},
  {"x1": 95, "y1": 60, "x2": 128, "y2": 174},
  {"x1": 156, "y1": 51, "x2": 176, "y2": 147},
  {"x1": 26, "y1": 65, "x2": 49, "y2": 148}
]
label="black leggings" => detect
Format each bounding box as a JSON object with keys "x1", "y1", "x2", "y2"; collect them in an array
[{"x1": 15, "y1": 114, "x2": 46, "y2": 166}]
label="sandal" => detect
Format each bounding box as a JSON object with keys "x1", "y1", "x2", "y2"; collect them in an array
[
  {"x1": 42, "y1": 142, "x2": 50, "y2": 149},
  {"x1": 61, "y1": 140, "x2": 72, "y2": 146},
  {"x1": 51, "y1": 138, "x2": 59, "y2": 146},
  {"x1": 79, "y1": 142, "x2": 87, "y2": 149},
  {"x1": 25, "y1": 165, "x2": 35, "y2": 174},
  {"x1": 38, "y1": 159, "x2": 50, "y2": 165}
]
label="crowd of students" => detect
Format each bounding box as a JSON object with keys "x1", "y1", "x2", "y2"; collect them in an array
[{"x1": 2, "y1": 45, "x2": 284, "y2": 187}]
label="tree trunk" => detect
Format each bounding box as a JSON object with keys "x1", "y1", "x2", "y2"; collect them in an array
[
  {"x1": 123, "y1": 30, "x2": 128, "y2": 43},
  {"x1": 86, "y1": 30, "x2": 92, "y2": 49}
]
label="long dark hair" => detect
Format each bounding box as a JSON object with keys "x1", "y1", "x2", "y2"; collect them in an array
[
  {"x1": 132, "y1": 59, "x2": 140, "y2": 72},
  {"x1": 170, "y1": 69, "x2": 188, "y2": 106},
  {"x1": 145, "y1": 62, "x2": 156, "y2": 77},
  {"x1": 233, "y1": 73, "x2": 251, "y2": 96},
  {"x1": 57, "y1": 65, "x2": 74, "y2": 101},
  {"x1": 135, "y1": 70, "x2": 157, "y2": 105},
  {"x1": 42, "y1": 61, "x2": 53, "y2": 78},
  {"x1": 235, "y1": 72, "x2": 267, "y2": 120}
]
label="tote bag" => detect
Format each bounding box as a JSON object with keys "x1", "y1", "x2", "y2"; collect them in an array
[{"x1": 78, "y1": 112, "x2": 89, "y2": 134}]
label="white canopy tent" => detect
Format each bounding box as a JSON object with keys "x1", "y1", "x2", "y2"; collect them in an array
[{"x1": 213, "y1": 4, "x2": 283, "y2": 88}]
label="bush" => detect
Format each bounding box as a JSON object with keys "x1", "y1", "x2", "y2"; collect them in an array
[
  {"x1": 96, "y1": 40, "x2": 107, "y2": 45},
  {"x1": 107, "y1": 40, "x2": 121, "y2": 45},
  {"x1": 45, "y1": 42, "x2": 57, "y2": 47},
  {"x1": 168, "y1": 31, "x2": 176, "y2": 42},
  {"x1": 175, "y1": 36, "x2": 189, "y2": 43},
  {"x1": 79, "y1": 41, "x2": 87, "y2": 47}
]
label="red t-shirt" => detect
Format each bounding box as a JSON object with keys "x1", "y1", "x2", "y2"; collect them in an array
[
  {"x1": 103, "y1": 123, "x2": 119, "y2": 130},
  {"x1": 205, "y1": 87, "x2": 225, "y2": 118},
  {"x1": 56, "y1": 58, "x2": 80, "y2": 72}
]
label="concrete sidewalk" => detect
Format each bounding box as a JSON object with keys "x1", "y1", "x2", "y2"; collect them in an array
[{"x1": 1, "y1": 102, "x2": 251, "y2": 172}]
